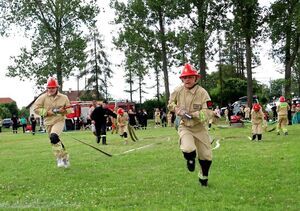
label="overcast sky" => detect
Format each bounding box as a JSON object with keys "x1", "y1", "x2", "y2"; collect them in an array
[{"x1": 0, "y1": 0, "x2": 281, "y2": 108}]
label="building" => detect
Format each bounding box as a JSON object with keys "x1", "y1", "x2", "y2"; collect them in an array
[{"x1": 0, "y1": 97, "x2": 15, "y2": 105}]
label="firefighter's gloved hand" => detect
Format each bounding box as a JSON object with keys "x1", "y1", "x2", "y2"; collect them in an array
[
  {"x1": 52, "y1": 108, "x2": 60, "y2": 114},
  {"x1": 175, "y1": 107, "x2": 189, "y2": 118},
  {"x1": 191, "y1": 110, "x2": 206, "y2": 122}
]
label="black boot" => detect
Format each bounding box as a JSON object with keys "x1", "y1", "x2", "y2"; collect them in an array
[
  {"x1": 102, "y1": 136, "x2": 107, "y2": 145},
  {"x1": 252, "y1": 134, "x2": 257, "y2": 141},
  {"x1": 199, "y1": 160, "x2": 212, "y2": 186},
  {"x1": 96, "y1": 136, "x2": 100, "y2": 144},
  {"x1": 257, "y1": 134, "x2": 262, "y2": 141},
  {"x1": 183, "y1": 151, "x2": 196, "y2": 172}
]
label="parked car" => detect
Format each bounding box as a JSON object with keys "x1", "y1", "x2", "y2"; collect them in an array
[
  {"x1": 292, "y1": 97, "x2": 300, "y2": 105},
  {"x1": 232, "y1": 96, "x2": 259, "y2": 115},
  {"x1": 2, "y1": 118, "x2": 12, "y2": 128}
]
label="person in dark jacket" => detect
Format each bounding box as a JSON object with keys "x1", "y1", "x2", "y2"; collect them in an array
[
  {"x1": 90, "y1": 100, "x2": 117, "y2": 145},
  {"x1": 11, "y1": 115, "x2": 19, "y2": 134},
  {"x1": 30, "y1": 114, "x2": 37, "y2": 135}
]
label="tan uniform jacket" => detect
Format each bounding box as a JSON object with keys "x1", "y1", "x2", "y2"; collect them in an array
[
  {"x1": 117, "y1": 113, "x2": 128, "y2": 135},
  {"x1": 33, "y1": 92, "x2": 72, "y2": 126},
  {"x1": 244, "y1": 107, "x2": 251, "y2": 118},
  {"x1": 154, "y1": 111, "x2": 161, "y2": 123},
  {"x1": 251, "y1": 109, "x2": 264, "y2": 125},
  {"x1": 168, "y1": 85, "x2": 211, "y2": 127},
  {"x1": 277, "y1": 102, "x2": 290, "y2": 116}
]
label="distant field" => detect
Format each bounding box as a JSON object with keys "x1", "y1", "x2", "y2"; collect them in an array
[{"x1": 0, "y1": 122, "x2": 299, "y2": 210}]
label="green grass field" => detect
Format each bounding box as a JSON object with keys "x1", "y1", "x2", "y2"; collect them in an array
[{"x1": 0, "y1": 122, "x2": 300, "y2": 210}]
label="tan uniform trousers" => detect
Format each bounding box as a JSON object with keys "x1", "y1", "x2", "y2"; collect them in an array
[
  {"x1": 252, "y1": 123, "x2": 263, "y2": 134},
  {"x1": 277, "y1": 115, "x2": 288, "y2": 133},
  {"x1": 178, "y1": 124, "x2": 212, "y2": 160},
  {"x1": 45, "y1": 120, "x2": 68, "y2": 160}
]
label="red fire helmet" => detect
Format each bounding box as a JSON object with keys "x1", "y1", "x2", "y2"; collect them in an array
[
  {"x1": 179, "y1": 63, "x2": 200, "y2": 79},
  {"x1": 279, "y1": 96, "x2": 285, "y2": 102},
  {"x1": 253, "y1": 103, "x2": 261, "y2": 111},
  {"x1": 117, "y1": 108, "x2": 124, "y2": 115},
  {"x1": 47, "y1": 77, "x2": 59, "y2": 88}
]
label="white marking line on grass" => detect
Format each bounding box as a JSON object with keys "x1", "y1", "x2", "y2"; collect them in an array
[
  {"x1": 119, "y1": 143, "x2": 155, "y2": 155},
  {"x1": 212, "y1": 139, "x2": 220, "y2": 150}
]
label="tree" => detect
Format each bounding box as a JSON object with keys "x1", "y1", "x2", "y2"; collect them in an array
[
  {"x1": 0, "y1": 105, "x2": 11, "y2": 118},
  {"x1": 1, "y1": 0, "x2": 99, "y2": 91},
  {"x1": 231, "y1": 0, "x2": 263, "y2": 107},
  {"x1": 0, "y1": 102, "x2": 19, "y2": 117},
  {"x1": 80, "y1": 22, "x2": 112, "y2": 100},
  {"x1": 269, "y1": 78, "x2": 285, "y2": 98},
  {"x1": 268, "y1": 0, "x2": 300, "y2": 98},
  {"x1": 112, "y1": 0, "x2": 179, "y2": 105},
  {"x1": 292, "y1": 57, "x2": 300, "y2": 96},
  {"x1": 175, "y1": 0, "x2": 229, "y2": 88}
]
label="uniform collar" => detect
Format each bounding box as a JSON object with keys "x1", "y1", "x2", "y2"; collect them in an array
[
  {"x1": 184, "y1": 84, "x2": 199, "y2": 94},
  {"x1": 47, "y1": 91, "x2": 62, "y2": 98}
]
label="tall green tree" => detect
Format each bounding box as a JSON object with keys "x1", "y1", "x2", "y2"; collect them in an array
[
  {"x1": 292, "y1": 57, "x2": 300, "y2": 96},
  {"x1": 112, "y1": 0, "x2": 178, "y2": 104},
  {"x1": 80, "y1": 22, "x2": 112, "y2": 100},
  {"x1": 231, "y1": 0, "x2": 263, "y2": 107},
  {"x1": 175, "y1": 0, "x2": 229, "y2": 87},
  {"x1": 268, "y1": 0, "x2": 300, "y2": 98},
  {"x1": 1, "y1": 0, "x2": 98, "y2": 90}
]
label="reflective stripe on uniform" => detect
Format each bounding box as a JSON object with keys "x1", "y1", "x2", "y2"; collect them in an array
[{"x1": 39, "y1": 108, "x2": 47, "y2": 117}]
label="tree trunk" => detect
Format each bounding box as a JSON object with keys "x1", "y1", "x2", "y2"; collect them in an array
[
  {"x1": 245, "y1": 36, "x2": 253, "y2": 107},
  {"x1": 158, "y1": 9, "x2": 169, "y2": 105},
  {"x1": 94, "y1": 34, "x2": 100, "y2": 100},
  {"x1": 197, "y1": 3, "x2": 207, "y2": 88},
  {"x1": 154, "y1": 64, "x2": 160, "y2": 102},
  {"x1": 284, "y1": 28, "x2": 292, "y2": 98},
  {"x1": 55, "y1": 30, "x2": 63, "y2": 92}
]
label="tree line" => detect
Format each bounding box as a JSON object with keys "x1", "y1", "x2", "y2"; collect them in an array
[{"x1": 1, "y1": 0, "x2": 299, "y2": 108}]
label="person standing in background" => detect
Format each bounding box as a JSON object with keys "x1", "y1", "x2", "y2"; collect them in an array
[
  {"x1": 0, "y1": 117, "x2": 2, "y2": 133},
  {"x1": 30, "y1": 114, "x2": 37, "y2": 135},
  {"x1": 20, "y1": 116, "x2": 27, "y2": 133},
  {"x1": 154, "y1": 108, "x2": 161, "y2": 128},
  {"x1": 11, "y1": 115, "x2": 19, "y2": 134},
  {"x1": 244, "y1": 105, "x2": 251, "y2": 121}
]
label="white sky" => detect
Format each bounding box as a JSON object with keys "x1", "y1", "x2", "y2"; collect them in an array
[{"x1": 0, "y1": 0, "x2": 282, "y2": 108}]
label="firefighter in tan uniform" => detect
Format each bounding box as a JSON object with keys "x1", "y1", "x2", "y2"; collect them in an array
[
  {"x1": 34, "y1": 77, "x2": 72, "y2": 168},
  {"x1": 117, "y1": 108, "x2": 129, "y2": 144},
  {"x1": 250, "y1": 104, "x2": 264, "y2": 141},
  {"x1": 276, "y1": 96, "x2": 290, "y2": 135},
  {"x1": 244, "y1": 105, "x2": 251, "y2": 120},
  {"x1": 168, "y1": 63, "x2": 213, "y2": 187}
]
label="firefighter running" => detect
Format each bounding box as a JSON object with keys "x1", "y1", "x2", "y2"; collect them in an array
[
  {"x1": 168, "y1": 63, "x2": 213, "y2": 187},
  {"x1": 33, "y1": 77, "x2": 72, "y2": 168}
]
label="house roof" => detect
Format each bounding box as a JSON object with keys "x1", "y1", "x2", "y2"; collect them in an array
[
  {"x1": 0, "y1": 97, "x2": 15, "y2": 104},
  {"x1": 65, "y1": 90, "x2": 81, "y2": 101}
]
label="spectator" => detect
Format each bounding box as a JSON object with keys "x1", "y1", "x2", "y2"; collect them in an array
[
  {"x1": 30, "y1": 114, "x2": 37, "y2": 135},
  {"x1": 20, "y1": 116, "x2": 27, "y2": 133},
  {"x1": 154, "y1": 108, "x2": 161, "y2": 128},
  {"x1": 11, "y1": 115, "x2": 19, "y2": 134}
]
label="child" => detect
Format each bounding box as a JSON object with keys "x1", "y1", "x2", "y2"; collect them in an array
[
  {"x1": 117, "y1": 108, "x2": 129, "y2": 144},
  {"x1": 250, "y1": 103, "x2": 264, "y2": 141},
  {"x1": 276, "y1": 96, "x2": 290, "y2": 135}
]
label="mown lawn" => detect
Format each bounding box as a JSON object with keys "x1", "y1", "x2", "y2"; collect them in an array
[{"x1": 0, "y1": 122, "x2": 299, "y2": 210}]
